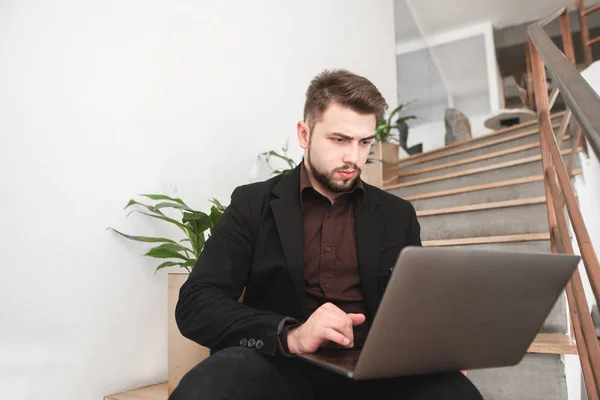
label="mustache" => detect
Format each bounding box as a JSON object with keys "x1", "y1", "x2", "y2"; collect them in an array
[{"x1": 335, "y1": 165, "x2": 360, "y2": 173}]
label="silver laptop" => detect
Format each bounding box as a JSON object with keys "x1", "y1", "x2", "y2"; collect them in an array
[{"x1": 298, "y1": 246, "x2": 580, "y2": 380}]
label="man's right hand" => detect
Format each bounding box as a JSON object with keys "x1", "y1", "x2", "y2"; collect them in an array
[{"x1": 286, "y1": 302, "x2": 366, "y2": 355}]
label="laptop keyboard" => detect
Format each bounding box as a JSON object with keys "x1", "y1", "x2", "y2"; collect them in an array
[{"x1": 317, "y1": 351, "x2": 359, "y2": 368}]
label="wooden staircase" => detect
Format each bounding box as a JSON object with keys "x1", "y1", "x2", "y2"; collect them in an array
[{"x1": 384, "y1": 112, "x2": 583, "y2": 399}]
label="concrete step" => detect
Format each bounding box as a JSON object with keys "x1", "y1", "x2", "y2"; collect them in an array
[
  {"x1": 419, "y1": 203, "x2": 549, "y2": 241},
  {"x1": 397, "y1": 138, "x2": 574, "y2": 184},
  {"x1": 390, "y1": 154, "x2": 574, "y2": 198},
  {"x1": 396, "y1": 113, "x2": 565, "y2": 172},
  {"x1": 409, "y1": 179, "x2": 546, "y2": 211},
  {"x1": 395, "y1": 126, "x2": 562, "y2": 175},
  {"x1": 467, "y1": 353, "x2": 567, "y2": 400}
]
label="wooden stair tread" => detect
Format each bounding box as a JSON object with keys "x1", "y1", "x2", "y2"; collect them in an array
[
  {"x1": 422, "y1": 233, "x2": 550, "y2": 247},
  {"x1": 416, "y1": 197, "x2": 547, "y2": 217},
  {"x1": 528, "y1": 333, "x2": 577, "y2": 355},
  {"x1": 105, "y1": 382, "x2": 168, "y2": 400}
]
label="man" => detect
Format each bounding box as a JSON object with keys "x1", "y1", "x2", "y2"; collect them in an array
[{"x1": 171, "y1": 69, "x2": 482, "y2": 399}]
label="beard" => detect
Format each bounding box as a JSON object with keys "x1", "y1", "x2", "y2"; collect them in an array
[{"x1": 307, "y1": 146, "x2": 362, "y2": 193}]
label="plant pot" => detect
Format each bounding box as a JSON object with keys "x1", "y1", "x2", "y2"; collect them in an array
[
  {"x1": 168, "y1": 273, "x2": 210, "y2": 395},
  {"x1": 361, "y1": 142, "x2": 400, "y2": 188}
]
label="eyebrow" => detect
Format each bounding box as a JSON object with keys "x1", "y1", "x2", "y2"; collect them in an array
[{"x1": 331, "y1": 133, "x2": 376, "y2": 141}]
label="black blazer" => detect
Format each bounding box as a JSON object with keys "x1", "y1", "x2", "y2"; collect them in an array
[{"x1": 175, "y1": 164, "x2": 421, "y2": 356}]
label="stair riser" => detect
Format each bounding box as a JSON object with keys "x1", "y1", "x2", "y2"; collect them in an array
[
  {"x1": 398, "y1": 115, "x2": 565, "y2": 170},
  {"x1": 408, "y1": 181, "x2": 546, "y2": 211},
  {"x1": 393, "y1": 155, "x2": 573, "y2": 198},
  {"x1": 467, "y1": 354, "x2": 567, "y2": 400},
  {"x1": 418, "y1": 204, "x2": 549, "y2": 241},
  {"x1": 398, "y1": 139, "x2": 574, "y2": 184},
  {"x1": 397, "y1": 129, "x2": 560, "y2": 174}
]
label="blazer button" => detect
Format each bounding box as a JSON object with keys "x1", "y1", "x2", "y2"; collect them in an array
[
  {"x1": 248, "y1": 339, "x2": 256, "y2": 347},
  {"x1": 240, "y1": 338, "x2": 248, "y2": 347},
  {"x1": 256, "y1": 340, "x2": 264, "y2": 349}
]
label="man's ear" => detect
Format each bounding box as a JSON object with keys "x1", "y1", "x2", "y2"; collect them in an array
[{"x1": 297, "y1": 121, "x2": 310, "y2": 150}]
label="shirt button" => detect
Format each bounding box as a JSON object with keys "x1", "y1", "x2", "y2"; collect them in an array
[
  {"x1": 256, "y1": 340, "x2": 264, "y2": 349},
  {"x1": 324, "y1": 284, "x2": 330, "y2": 289},
  {"x1": 240, "y1": 338, "x2": 248, "y2": 347},
  {"x1": 327, "y1": 213, "x2": 332, "y2": 218},
  {"x1": 248, "y1": 339, "x2": 256, "y2": 348},
  {"x1": 325, "y1": 246, "x2": 331, "y2": 252}
]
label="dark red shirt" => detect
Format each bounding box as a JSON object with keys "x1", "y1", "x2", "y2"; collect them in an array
[{"x1": 300, "y1": 162, "x2": 369, "y2": 347}]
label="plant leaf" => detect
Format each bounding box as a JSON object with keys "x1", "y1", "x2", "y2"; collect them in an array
[
  {"x1": 182, "y1": 212, "x2": 210, "y2": 225},
  {"x1": 106, "y1": 228, "x2": 177, "y2": 244},
  {"x1": 124, "y1": 199, "x2": 158, "y2": 213},
  {"x1": 183, "y1": 259, "x2": 196, "y2": 268},
  {"x1": 153, "y1": 202, "x2": 196, "y2": 212},
  {"x1": 139, "y1": 194, "x2": 187, "y2": 206},
  {"x1": 209, "y1": 206, "x2": 223, "y2": 229},
  {"x1": 155, "y1": 261, "x2": 183, "y2": 273},
  {"x1": 209, "y1": 198, "x2": 226, "y2": 211},
  {"x1": 145, "y1": 243, "x2": 188, "y2": 260}
]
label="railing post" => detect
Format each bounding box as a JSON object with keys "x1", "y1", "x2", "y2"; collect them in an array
[
  {"x1": 560, "y1": 9, "x2": 576, "y2": 66},
  {"x1": 576, "y1": 0, "x2": 594, "y2": 66}
]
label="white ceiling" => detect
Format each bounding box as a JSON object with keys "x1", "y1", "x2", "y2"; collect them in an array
[{"x1": 396, "y1": 0, "x2": 595, "y2": 38}]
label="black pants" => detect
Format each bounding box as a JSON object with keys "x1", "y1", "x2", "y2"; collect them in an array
[{"x1": 169, "y1": 348, "x2": 483, "y2": 400}]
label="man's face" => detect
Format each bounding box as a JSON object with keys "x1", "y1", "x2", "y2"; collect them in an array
[{"x1": 298, "y1": 103, "x2": 376, "y2": 194}]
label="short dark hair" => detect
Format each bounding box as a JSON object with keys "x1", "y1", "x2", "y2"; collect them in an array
[{"x1": 303, "y1": 69, "x2": 388, "y2": 132}]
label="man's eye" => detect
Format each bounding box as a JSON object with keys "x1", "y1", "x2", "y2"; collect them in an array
[{"x1": 334, "y1": 138, "x2": 344, "y2": 143}]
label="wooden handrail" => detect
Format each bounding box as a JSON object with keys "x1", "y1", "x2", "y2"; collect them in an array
[
  {"x1": 529, "y1": 7, "x2": 600, "y2": 397},
  {"x1": 528, "y1": 19, "x2": 600, "y2": 163}
]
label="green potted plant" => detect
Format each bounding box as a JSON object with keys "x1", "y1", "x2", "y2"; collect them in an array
[
  {"x1": 107, "y1": 194, "x2": 226, "y2": 273},
  {"x1": 108, "y1": 194, "x2": 226, "y2": 394}
]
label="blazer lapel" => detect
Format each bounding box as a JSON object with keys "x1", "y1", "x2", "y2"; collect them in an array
[
  {"x1": 270, "y1": 165, "x2": 308, "y2": 316},
  {"x1": 355, "y1": 185, "x2": 385, "y2": 319}
]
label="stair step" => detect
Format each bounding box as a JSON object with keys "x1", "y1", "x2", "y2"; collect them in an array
[
  {"x1": 397, "y1": 169, "x2": 582, "y2": 203},
  {"x1": 467, "y1": 354, "x2": 568, "y2": 400},
  {"x1": 449, "y1": 240, "x2": 551, "y2": 253},
  {"x1": 417, "y1": 197, "x2": 547, "y2": 217},
  {"x1": 528, "y1": 333, "x2": 576, "y2": 355},
  {"x1": 105, "y1": 382, "x2": 167, "y2": 400},
  {"x1": 388, "y1": 155, "x2": 577, "y2": 198},
  {"x1": 387, "y1": 149, "x2": 575, "y2": 191},
  {"x1": 395, "y1": 138, "x2": 574, "y2": 184},
  {"x1": 410, "y1": 180, "x2": 547, "y2": 211},
  {"x1": 397, "y1": 111, "x2": 565, "y2": 169},
  {"x1": 422, "y1": 233, "x2": 550, "y2": 247},
  {"x1": 419, "y1": 203, "x2": 549, "y2": 241},
  {"x1": 394, "y1": 123, "x2": 561, "y2": 174}
]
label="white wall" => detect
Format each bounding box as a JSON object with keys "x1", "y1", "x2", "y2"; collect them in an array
[{"x1": 0, "y1": 1, "x2": 398, "y2": 399}]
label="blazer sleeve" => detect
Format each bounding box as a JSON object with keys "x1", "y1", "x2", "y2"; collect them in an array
[
  {"x1": 407, "y1": 201, "x2": 422, "y2": 247},
  {"x1": 175, "y1": 186, "x2": 285, "y2": 356}
]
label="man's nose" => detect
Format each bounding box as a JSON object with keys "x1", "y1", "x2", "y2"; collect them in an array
[{"x1": 343, "y1": 142, "x2": 360, "y2": 165}]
